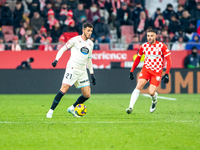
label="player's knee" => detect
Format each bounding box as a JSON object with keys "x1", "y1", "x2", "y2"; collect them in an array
[{"x1": 149, "y1": 91, "x2": 155, "y2": 97}]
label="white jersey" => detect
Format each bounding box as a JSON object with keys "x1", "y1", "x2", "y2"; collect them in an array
[{"x1": 64, "y1": 35, "x2": 94, "y2": 70}]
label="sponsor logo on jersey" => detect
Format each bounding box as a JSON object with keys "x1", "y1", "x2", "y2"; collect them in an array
[{"x1": 80, "y1": 47, "x2": 89, "y2": 55}]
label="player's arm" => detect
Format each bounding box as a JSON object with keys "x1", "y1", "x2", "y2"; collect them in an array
[
  {"x1": 129, "y1": 46, "x2": 143, "y2": 80},
  {"x1": 52, "y1": 38, "x2": 75, "y2": 67},
  {"x1": 87, "y1": 43, "x2": 96, "y2": 85},
  {"x1": 162, "y1": 45, "x2": 172, "y2": 84}
]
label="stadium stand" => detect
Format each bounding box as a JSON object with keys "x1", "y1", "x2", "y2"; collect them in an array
[{"x1": 0, "y1": 0, "x2": 199, "y2": 51}]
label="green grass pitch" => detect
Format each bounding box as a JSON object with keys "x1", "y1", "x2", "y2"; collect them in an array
[{"x1": 0, "y1": 94, "x2": 199, "y2": 150}]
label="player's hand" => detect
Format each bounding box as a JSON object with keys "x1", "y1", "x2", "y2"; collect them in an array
[
  {"x1": 91, "y1": 74, "x2": 96, "y2": 85},
  {"x1": 52, "y1": 60, "x2": 58, "y2": 67},
  {"x1": 162, "y1": 74, "x2": 169, "y2": 84},
  {"x1": 129, "y1": 72, "x2": 134, "y2": 80}
]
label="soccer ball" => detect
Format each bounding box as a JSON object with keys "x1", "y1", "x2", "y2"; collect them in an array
[{"x1": 74, "y1": 104, "x2": 87, "y2": 116}]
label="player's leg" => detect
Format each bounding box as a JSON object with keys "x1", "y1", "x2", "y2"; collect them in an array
[
  {"x1": 126, "y1": 78, "x2": 148, "y2": 114},
  {"x1": 46, "y1": 84, "x2": 70, "y2": 118},
  {"x1": 47, "y1": 68, "x2": 76, "y2": 118},
  {"x1": 149, "y1": 84, "x2": 158, "y2": 113},
  {"x1": 68, "y1": 70, "x2": 90, "y2": 117},
  {"x1": 73, "y1": 86, "x2": 91, "y2": 107},
  {"x1": 149, "y1": 74, "x2": 161, "y2": 113}
]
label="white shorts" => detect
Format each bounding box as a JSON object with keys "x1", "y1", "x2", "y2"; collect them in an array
[{"x1": 62, "y1": 67, "x2": 90, "y2": 88}]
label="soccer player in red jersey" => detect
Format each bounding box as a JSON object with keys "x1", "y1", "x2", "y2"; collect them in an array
[{"x1": 126, "y1": 29, "x2": 172, "y2": 114}]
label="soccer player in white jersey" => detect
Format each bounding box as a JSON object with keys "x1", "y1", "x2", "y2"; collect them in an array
[
  {"x1": 126, "y1": 29, "x2": 172, "y2": 114},
  {"x1": 46, "y1": 22, "x2": 96, "y2": 118}
]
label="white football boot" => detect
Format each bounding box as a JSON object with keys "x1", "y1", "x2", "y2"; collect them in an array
[
  {"x1": 67, "y1": 105, "x2": 81, "y2": 118},
  {"x1": 126, "y1": 107, "x2": 133, "y2": 114},
  {"x1": 150, "y1": 100, "x2": 157, "y2": 113},
  {"x1": 46, "y1": 109, "x2": 53, "y2": 118}
]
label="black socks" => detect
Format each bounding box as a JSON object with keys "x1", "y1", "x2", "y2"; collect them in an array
[
  {"x1": 73, "y1": 95, "x2": 89, "y2": 107},
  {"x1": 50, "y1": 91, "x2": 64, "y2": 110}
]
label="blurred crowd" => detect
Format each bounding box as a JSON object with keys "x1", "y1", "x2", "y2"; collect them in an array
[{"x1": 0, "y1": 0, "x2": 200, "y2": 51}]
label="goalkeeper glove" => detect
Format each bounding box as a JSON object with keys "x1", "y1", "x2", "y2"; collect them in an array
[
  {"x1": 91, "y1": 74, "x2": 96, "y2": 85},
  {"x1": 162, "y1": 74, "x2": 169, "y2": 84},
  {"x1": 52, "y1": 60, "x2": 58, "y2": 67},
  {"x1": 129, "y1": 72, "x2": 134, "y2": 80}
]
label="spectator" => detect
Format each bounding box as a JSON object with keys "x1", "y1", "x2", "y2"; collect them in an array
[
  {"x1": 191, "y1": 2, "x2": 200, "y2": 26},
  {"x1": 87, "y1": 3, "x2": 101, "y2": 24},
  {"x1": 163, "y1": 3, "x2": 176, "y2": 22},
  {"x1": 55, "y1": 35, "x2": 65, "y2": 50},
  {"x1": 73, "y1": 3, "x2": 86, "y2": 24},
  {"x1": 39, "y1": 36, "x2": 53, "y2": 51},
  {"x1": 13, "y1": 1, "x2": 24, "y2": 34},
  {"x1": 134, "y1": 11, "x2": 149, "y2": 34},
  {"x1": 21, "y1": 29, "x2": 34, "y2": 50},
  {"x1": 127, "y1": 35, "x2": 140, "y2": 50},
  {"x1": 110, "y1": 0, "x2": 121, "y2": 17},
  {"x1": 154, "y1": 14, "x2": 166, "y2": 32},
  {"x1": 184, "y1": 46, "x2": 200, "y2": 68},
  {"x1": 77, "y1": 16, "x2": 87, "y2": 35},
  {"x1": 186, "y1": 28, "x2": 194, "y2": 41},
  {"x1": 58, "y1": 3, "x2": 68, "y2": 26},
  {"x1": 180, "y1": 10, "x2": 194, "y2": 32},
  {"x1": 51, "y1": 20, "x2": 63, "y2": 43},
  {"x1": 25, "y1": 0, "x2": 33, "y2": 11},
  {"x1": 168, "y1": 15, "x2": 180, "y2": 34},
  {"x1": 184, "y1": 0, "x2": 197, "y2": 12},
  {"x1": 21, "y1": 9, "x2": 30, "y2": 24},
  {"x1": 16, "y1": 57, "x2": 34, "y2": 69},
  {"x1": 93, "y1": 17, "x2": 110, "y2": 43},
  {"x1": 63, "y1": 10, "x2": 76, "y2": 32},
  {"x1": 11, "y1": 36, "x2": 21, "y2": 51},
  {"x1": 0, "y1": 37, "x2": 5, "y2": 51},
  {"x1": 172, "y1": 29, "x2": 189, "y2": 42},
  {"x1": 132, "y1": 2, "x2": 144, "y2": 22},
  {"x1": 96, "y1": 0, "x2": 112, "y2": 15},
  {"x1": 66, "y1": 0, "x2": 78, "y2": 10},
  {"x1": 171, "y1": 37, "x2": 186, "y2": 51},
  {"x1": 45, "y1": 9, "x2": 58, "y2": 31},
  {"x1": 29, "y1": 1, "x2": 40, "y2": 18},
  {"x1": 1, "y1": 2, "x2": 13, "y2": 25},
  {"x1": 79, "y1": 0, "x2": 92, "y2": 9},
  {"x1": 41, "y1": 1, "x2": 53, "y2": 19},
  {"x1": 176, "y1": 5, "x2": 184, "y2": 20},
  {"x1": 115, "y1": 2, "x2": 133, "y2": 39},
  {"x1": 96, "y1": 0, "x2": 109, "y2": 24},
  {"x1": 90, "y1": 35, "x2": 100, "y2": 50},
  {"x1": 30, "y1": 11, "x2": 45, "y2": 34},
  {"x1": 157, "y1": 28, "x2": 171, "y2": 44},
  {"x1": 152, "y1": 8, "x2": 161, "y2": 21},
  {"x1": 35, "y1": 26, "x2": 47, "y2": 49},
  {"x1": 186, "y1": 33, "x2": 200, "y2": 50},
  {"x1": 18, "y1": 21, "x2": 31, "y2": 39},
  {"x1": 52, "y1": 0, "x2": 62, "y2": 18}
]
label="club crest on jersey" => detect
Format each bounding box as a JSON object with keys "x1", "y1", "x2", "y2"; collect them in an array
[
  {"x1": 80, "y1": 46, "x2": 89, "y2": 55},
  {"x1": 156, "y1": 76, "x2": 161, "y2": 81}
]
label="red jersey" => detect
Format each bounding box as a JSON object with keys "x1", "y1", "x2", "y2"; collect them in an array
[{"x1": 138, "y1": 41, "x2": 171, "y2": 73}]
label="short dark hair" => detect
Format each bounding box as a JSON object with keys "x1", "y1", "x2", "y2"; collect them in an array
[
  {"x1": 161, "y1": 28, "x2": 167, "y2": 32},
  {"x1": 192, "y1": 46, "x2": 197, "y2": 50},
  {"x1": 147, "y1": 29, "x2": 156, "y2": 34},
  {"x1": 157, "y1": 8, "x2": 161, "y2": 11},
  {"x1": 83, "y1": 22, "x2": 93, "y2": 29},
  {"x1": 167, "y1": 3, "x2": 173, "y2": 8}
]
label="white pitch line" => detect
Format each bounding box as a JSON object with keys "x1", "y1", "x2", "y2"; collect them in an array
[
  {"x1": 142, "y1": 94, "x2": 177, "y2": 100},
  {"x1": 0, "y1": 120, "x2": 196, "y2": 124}
]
